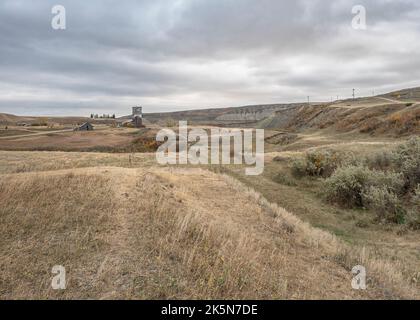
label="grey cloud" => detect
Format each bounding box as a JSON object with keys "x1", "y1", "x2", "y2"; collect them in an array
[{"x1": 0, "y1": 0, "x2": 419, "y2": 115}]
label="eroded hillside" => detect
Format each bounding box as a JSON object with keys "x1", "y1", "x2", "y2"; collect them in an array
[{"x1": 258, "y1": 103, "x2": 420, "y2": 136}]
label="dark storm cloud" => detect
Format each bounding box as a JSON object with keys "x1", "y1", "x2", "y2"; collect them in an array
[{"x1": 0, "y1": 0, "x2": 419, "y2": 115}]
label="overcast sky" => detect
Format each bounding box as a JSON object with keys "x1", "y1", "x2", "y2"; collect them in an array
[{"x1": 1, "y1": 0, "x2": 420, "y2": 116}]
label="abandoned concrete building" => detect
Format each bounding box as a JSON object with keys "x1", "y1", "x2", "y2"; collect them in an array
[{"x1": 75, "y1": 122, "x2": 94, "y2": 131}]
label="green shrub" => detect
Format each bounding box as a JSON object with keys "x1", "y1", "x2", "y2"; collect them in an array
[
  {"x1": 325, "y1": 165, "x2": 374, "y2": 207},
  {"x1": 362, "y1": 186, "x2": 405, "y2": 224},
  {"x1": 392, "y1": 137, "x2": 420, "y2": 191},
  {"x1": 413, "y1": 184, "x2": 420, "y2": 205},
  {"x1": 291, "y1": 158, "x2": 308, "y2": 178},
  {"x1": 291, "y1": 150, "x2": 341, "y2": 178},
  {"x1": 341, "y1": 151, "x2": 365, "y2": 167},
  {"x1": 367, "y1": 150, "x2": 393, "y2": 171},
  {"x1": 407, "y1": 185, "x2": 420, "y2": 230},
  {"x1": 325, "y1": 165, "x2": 404, "y2": 209},
  {"x1": 372, "y1": 170, "x2": 405, "y2": 194},
  {"x1": 307, "y1": 150, "x2": 338, "y2": 177},
  {"x1": 401, "y1": 157, "x2": 420, "y2": 190}
]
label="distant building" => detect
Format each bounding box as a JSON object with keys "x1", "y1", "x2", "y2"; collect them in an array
[
  {"x1": 132, "y1": 106, "x2": 143, "y2": 128},
  {"x1": 75, "y1": 122, "x2": 94, "y2": 131}
]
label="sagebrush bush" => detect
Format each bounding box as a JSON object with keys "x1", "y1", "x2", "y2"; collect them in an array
[
  {"x1": 325, "y1": 165, "x2": 374, "y2": 207},
  {"x1": 362, "y1": 186, "x2": 405, "y2": 224},
  {"x1": 407, "y1": 210, "x2": 420, "y2": 230},
  {"x1": 291, "y1": 158, "x2": 307, "y2": 178},
  {"x1": 291, "y1": 150, "x2": 341, "y2": 178},
  {"x1": 413, "y1": 185, "x2": 420, "y2": 205},
  {"x1": 363, "y1": 137, "x2": 420, "y2": 190},
  {"x1": 341, "y1": 152, "x2": 365, "y2": 167},
  {"x1": 407, "y1": 185, "x2": 420, "y2": 230},
  {"x1": 367, "y1": 150, "x2": 394, "y2": 171},
  {"x1": 325, "y1": 165, "x2": 404, "y2": 209},
  {"x1": 392, "y1": 137, "x2": 420, "y2": 191},
  {"x1": 372, "y1": 171, "x2": 405, "y2": 194},
  {"x1": 290, "y1": 138, "x2": 419, "y2": 226}
]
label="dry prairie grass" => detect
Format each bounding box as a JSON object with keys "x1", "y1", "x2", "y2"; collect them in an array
[
  {"x1": 0, "y1": 172, "x2": 116, "y2": 299},
  {"x1": 0, "y1": 164, "x2": 417, "y2": 299},
  {"x1": 263, "y1": 103, "x2": 419, "y2": 136},
  {"x1": 222, "y1": 175, "x2": 419, "y2": 299},
  {"x1": 0, "y1": 151, "x2": 156, "y2": 174}
]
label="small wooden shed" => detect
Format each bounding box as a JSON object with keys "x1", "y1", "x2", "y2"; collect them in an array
[{"x1": 75, "y1": 122, "x2": 94, "y2": 131}]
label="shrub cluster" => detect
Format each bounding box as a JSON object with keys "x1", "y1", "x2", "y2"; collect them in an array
[
  {"x1": 391, "y1": 137, "x2": 420, "y2": 192},
  {"x1": 367, "y1": 150, "x2": 394, "y2": 171},
  {"x1": 291, "y1": 150, "x2": 342, "y2": 178},
  {"x1": 362, "y1": 186, "x2": 405, "y2": 224},
  {"x1": 367, "y1": 137, "x2": 420, "y2": 188},
  {"x1": 406, "y1": 185, "x2": 420, "y2": 230},
  {"x1": 289, "y1": 137, "x2": 420, "y2": 226},
  {"x1": 325, "y1": 165, "x2": 405, "y2": 223}
]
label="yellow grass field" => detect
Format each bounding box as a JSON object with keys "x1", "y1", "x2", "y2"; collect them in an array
[{"x1": 0, "y1": 150, "x2": 418, "y2": 299}]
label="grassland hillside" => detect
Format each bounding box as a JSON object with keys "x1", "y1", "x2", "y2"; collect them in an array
[
  {"x1": 0, "y1": 152, "x2": 418, "y2": 299},
  {"x1": 258, "y1": 103, "x2": 420, "y2": 136},
  {"x1": 380, "y1": 87, "x2": 420, "y2": 101},
  {"x1": 0, "y1": 113, "x2": 33, "y2": 124},
  {"x1": 140, "y1": 87, "x2": 420, "y2": 135},
  {"x1": 0, "y1": 113, "x2": 92, "y2": 126},
  {"x1": 133, "y1": 104, "x2": 294, "y2": 125}
]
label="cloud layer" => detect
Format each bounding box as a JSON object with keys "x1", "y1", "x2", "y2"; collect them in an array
[{"x1": 1, "y1": 0, "x2": 420, "y2": 115}]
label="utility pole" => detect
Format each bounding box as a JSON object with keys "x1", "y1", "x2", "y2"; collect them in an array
[
  {"x1": 307, "y1": 96, "x2": 310, "y2": 104},
  {"x1": 352, "y1": 89, "x2": 355, "y2": 100}
]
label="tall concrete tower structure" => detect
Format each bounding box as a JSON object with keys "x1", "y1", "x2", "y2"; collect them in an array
[{"x1": 132, "y1": 106, "x2": 143, "y2": 128}]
